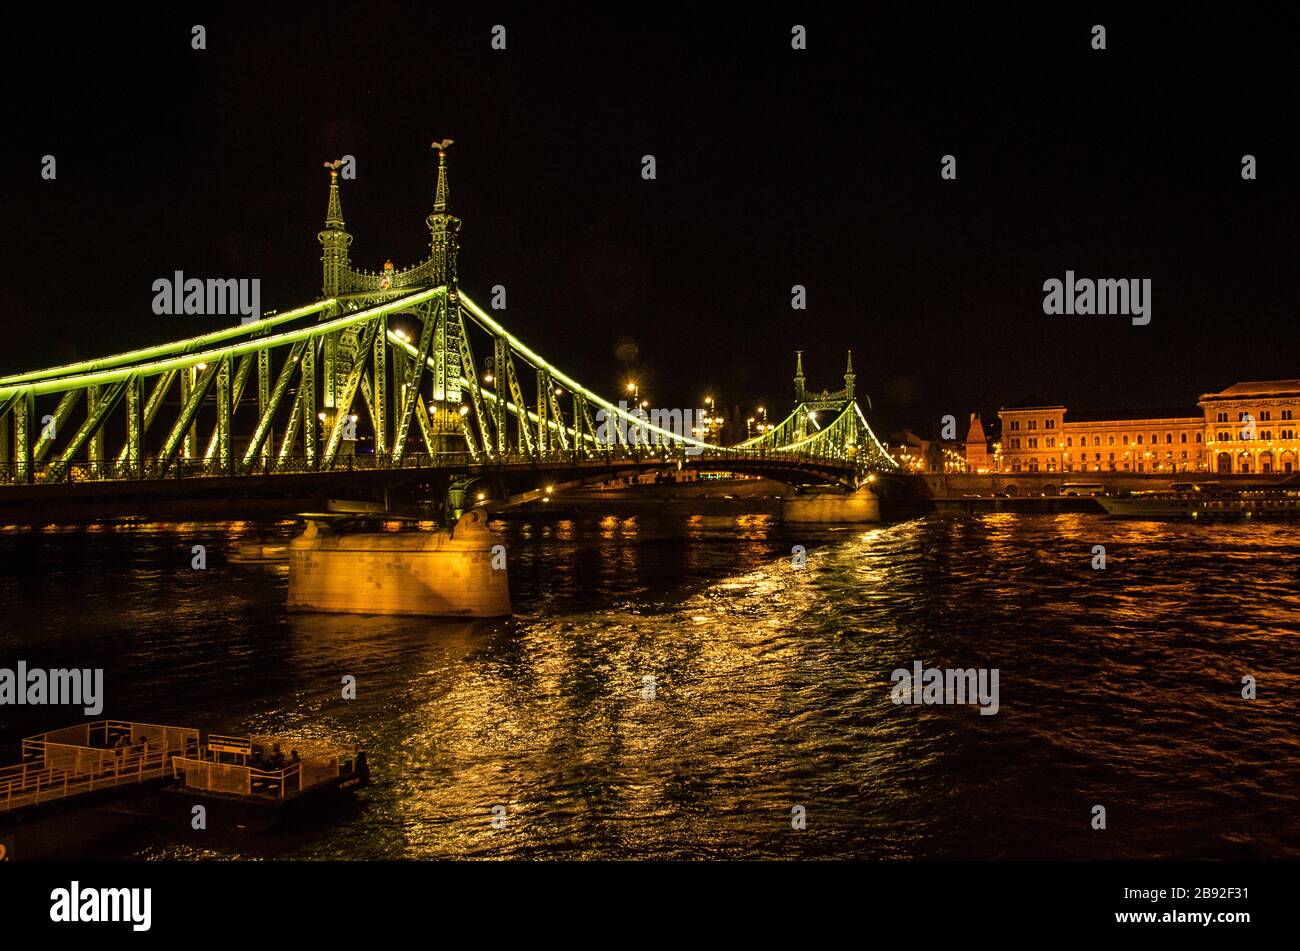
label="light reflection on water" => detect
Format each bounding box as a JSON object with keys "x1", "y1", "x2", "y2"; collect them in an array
[{"x1": 0, "y1": 513, "x2": 1297, "y2": 859}]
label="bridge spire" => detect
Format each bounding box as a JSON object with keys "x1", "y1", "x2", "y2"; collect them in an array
[
  {"x1": 317, "y1": 161, "x2": 352, "y2": 297},
  {"x1": 794, "y1": 350, "x2": 806, "y2": 403},
  {"x1": 427, "y1": 139, "x2": 462, "y2": 289},
  {"x1": 844, "y1": 350, "x2": 855, "y2": 399}
]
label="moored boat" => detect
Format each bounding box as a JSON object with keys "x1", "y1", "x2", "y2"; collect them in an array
[
  {"x1": 162, "y1": 733, "x2": 368, "y2": 831},
  {"x1": 1098, "y1": 482, "x2": 1300, "y2": 519}
]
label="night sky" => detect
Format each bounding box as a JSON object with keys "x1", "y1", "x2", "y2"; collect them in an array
[{"x1": 1, "y1": 4, "x2": 1295, "y2": 438}]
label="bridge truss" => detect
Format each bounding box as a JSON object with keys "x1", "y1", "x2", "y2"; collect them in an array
[{"x1": 0, "y1": 146, "x2": 897, "y2": 491}]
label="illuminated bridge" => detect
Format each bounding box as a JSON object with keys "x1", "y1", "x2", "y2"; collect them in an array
[{"x1": 0, "y1": 144, "x2": 897, "y2": 520}]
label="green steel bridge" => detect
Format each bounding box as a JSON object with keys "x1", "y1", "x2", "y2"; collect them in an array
[{"x1": 0, "y1": 144, "x2": 897, "y2": 516}]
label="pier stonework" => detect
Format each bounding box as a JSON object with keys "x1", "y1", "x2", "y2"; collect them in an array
[
  {"x1": 287, "y1": 510, "x2": 511, "y2": 617},
  {"x1": 781, "y1": 484, "x2": 881, "y2": 523}
]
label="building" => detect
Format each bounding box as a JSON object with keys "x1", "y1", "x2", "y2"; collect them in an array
[
  {"x1": 964, "y1": 414, "x2": 991, "y2": 472},
  {"x1": 996, "y1": 379, "x2": 1300, "y2": 476},
  {"x1": 1200, "y1": 380, "x2": 1300, "y2": 475}
]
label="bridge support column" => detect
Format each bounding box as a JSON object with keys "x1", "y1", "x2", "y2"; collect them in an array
[
  {"x1": 302, "y1": 338, "x2": 317, "y2": 468},
  {"x1": 13, "y1": 392, "x2": 33, "y2": 484},
  {"x1": 0, "y1": 407, "x2": 8, "y2": 482},
  {"x1": 180, "y1": 367, "x2": 198, "y2": 461},
  {"x1": 126, "y1": 374, "x2": 142, "y2": 477},
  {"x1": 493, "y1": 336, "x2": 508, "y2": 455},
  {"x1": 216, "y1": 355, "x2": 233, "y2": 475},
  {"x1": 373, "y1": 315, "x2": 388, "y2": 456},
  {"x1": 88, "y1": 385, "x2": 105, "y2": 477},
  {"x1": 447, "y1": 484, "x2": 467, "y2": 521},
  {"x1": 258, "y1": 349, "x2": 271, "y2": 468}
]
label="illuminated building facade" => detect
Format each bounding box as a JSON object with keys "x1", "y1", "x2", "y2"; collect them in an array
[
  {"x1": 964, "y1": 414, "x2": 991, "y2": 472},
  {"x1": 1200, "y1": 380, "x2": 1300, "y2": 475},
  {"x1": 996, "y1": 380, "x2": 1300, "y2": 475}
]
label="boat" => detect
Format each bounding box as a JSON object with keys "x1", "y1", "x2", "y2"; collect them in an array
[
  {"x1": 1097, "y1": 481, "x2": 1300, "y2": 519},
  {"x1": 162, "y1": 733, "x2": 369, "y2": 831},
  {"x1": 2, "y1": 721, "x2": 368, "y2": 844}
]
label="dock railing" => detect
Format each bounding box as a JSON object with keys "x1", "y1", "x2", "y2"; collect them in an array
[
  {"x1": 1, "y1": 720, "x2": 199, "y2": 814},
  {"x1": 171, "y1": 734, "x2": 361, "y2": 800}
]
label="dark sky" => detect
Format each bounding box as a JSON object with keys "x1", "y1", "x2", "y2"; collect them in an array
[{"x1": 1, "y1": 3, "x2": 1296, "y2": 438}]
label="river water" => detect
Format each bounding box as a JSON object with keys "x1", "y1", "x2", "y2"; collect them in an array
[{"x1": 1, "y1": 512, "x2": 1297, "y2": 859}]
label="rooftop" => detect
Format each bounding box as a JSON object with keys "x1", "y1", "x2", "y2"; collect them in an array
[
  {"x1": 1065, "y1": 407, "x2": 1202, "y2": 423},
  {"x1": 1200, "y1": 380, "x2": 1300, "y2": 400}
]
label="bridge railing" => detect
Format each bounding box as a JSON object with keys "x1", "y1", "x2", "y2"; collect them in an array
[{"x1": 0, "y1": 444, "x2": 874, "y2": 487}]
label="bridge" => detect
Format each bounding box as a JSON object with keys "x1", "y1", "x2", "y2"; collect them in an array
[{"x1": 0, "y1": 143, "x2": 898, "y2": 520}]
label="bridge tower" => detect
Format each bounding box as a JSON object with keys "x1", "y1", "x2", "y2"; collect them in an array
[
  {"x1": 317, "y1": 164, "x2": 352, "y2": 297},
  {"x1": 789, "y1": 350, "x2": 857, "y2": 440},
  {"x1": 426, "y1": 144, "x2": 462, "y2": 290},
  {"x1": 426, "y1": 141, "x2": 465, "y2": 449}
]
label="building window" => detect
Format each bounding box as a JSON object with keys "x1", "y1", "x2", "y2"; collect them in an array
[
  {"x1": 1180, "y1": 432, "x2": 1187, "y2": 443},
  {"x1": 1028, "y1": 420, "x2": 1037, "y2": 430},
  {"x1": 1282, "y1": 409, "x2": 1294, "y2": 421},
  {"x1": 1261, "y1": 410, "x2": 1272, "y2": 421},
  {"x1": 1165, "y1": 433, "x2": 1173, "y2": 444},
  {"x1": 1046, "y1": 419, "x2": 1055, "y2": 430},
  {"x1": 1196, "y1": 432, "x2": 1202, "y2": 442},
  {"x1": 1108, "y1": 435, "x2": 1115, "y2": 445},
  {"x1": 1136, "y1": 434, "x2": 1143, "y2": 444},
  {"x1": 1094, "y1": 437, "x2": 1102, "y2": 447},
  {"x1": 1066, "y1": 437, "x2": 1073, "y2": 447},
  {"x1": 1011, "y1": 420, "x2": 1020, "y2": 431},
  {"x1": 1047, "y1": 436, "x2": 1056, "y2": 447},
  {"x1": 1122, "y1": 434, "x2": 1129, "y2": 445}
]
